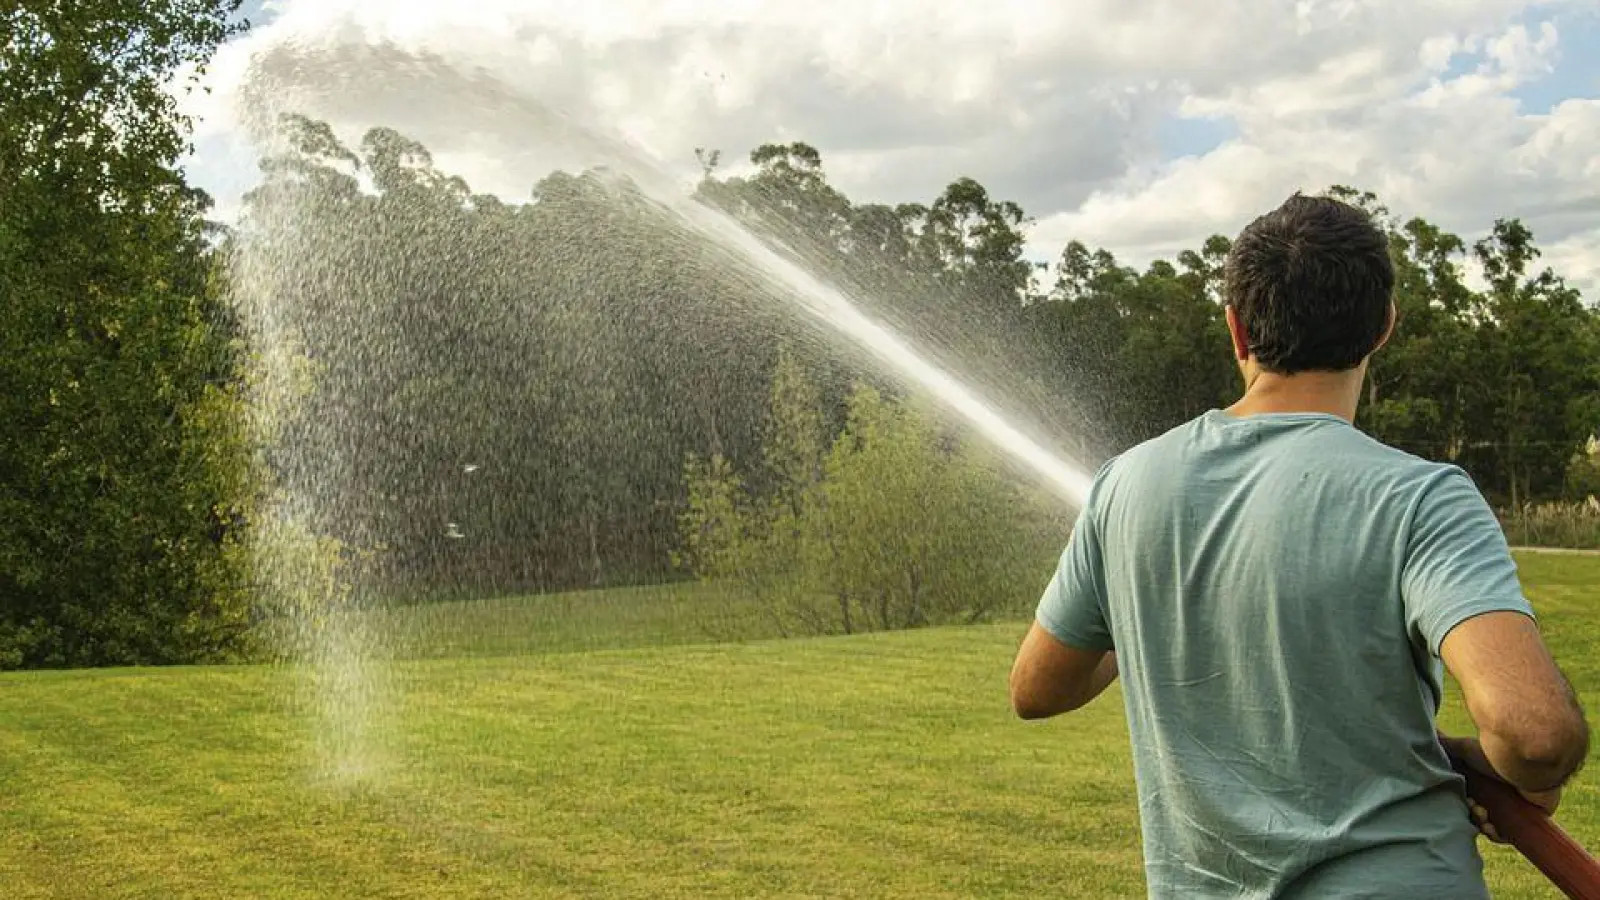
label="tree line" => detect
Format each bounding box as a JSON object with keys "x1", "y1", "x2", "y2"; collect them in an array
[{"x1": 2, "y1": 1, "x2": 1596, "y2": 667}]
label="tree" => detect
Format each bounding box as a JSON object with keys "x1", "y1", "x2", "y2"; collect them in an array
[
  {"x1": 1022, "y1": 239, "x2": 1237, "y2": 455},
  {"x1": 676, "y1": 355, "x2": 1061, "y2": 636},
  {"x1": 1461, "y1": 220, "x2": 1599, "y2": 506},
  {"x1": 230, "y1": 112, "x2": 1599, "y2": 621},
  {"x1": 0, "y1": 1, "x2": 259, "y2": 667},
  {"x1": 675, "y1": 346, "x2": 836, "y2": 636}
]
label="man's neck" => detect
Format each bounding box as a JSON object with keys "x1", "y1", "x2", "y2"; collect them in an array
[{"x1": 1225, "y1": 368, "x2": 1366, "y2": 423}]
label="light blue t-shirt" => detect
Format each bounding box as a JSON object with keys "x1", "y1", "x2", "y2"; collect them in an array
[{"x1": 1036, "y1": 410, "x2": 1536, "y2": 899}]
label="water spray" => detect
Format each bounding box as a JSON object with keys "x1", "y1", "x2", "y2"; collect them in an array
[{"x1": 227, "y1": 34, "x2": 1596, "y2": 894}]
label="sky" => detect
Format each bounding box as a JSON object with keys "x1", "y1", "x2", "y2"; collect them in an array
[{"x1": 183, "y1": 0, "x2": 1600, "y2": 296}]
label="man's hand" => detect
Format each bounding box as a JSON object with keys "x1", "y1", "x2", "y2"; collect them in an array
[{"x1": 1440, "y1": 733, "x2": 1562, "y2": 843}]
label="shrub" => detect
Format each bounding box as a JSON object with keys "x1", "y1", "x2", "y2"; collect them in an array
[{"x1": 1499, "y1": 500, "x2": 1600, "y2": 551}]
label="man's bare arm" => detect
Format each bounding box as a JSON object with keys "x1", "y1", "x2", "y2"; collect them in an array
[
  {"x1": 1010, "y1": 622, "x2": 1117, "y2": 720},
  {"x1": 1440, "y1": 611, "x2": 1590, "y2": 793}
]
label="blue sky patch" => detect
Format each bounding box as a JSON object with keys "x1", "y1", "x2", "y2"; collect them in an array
[
  {"x1": 1512, "y1": 9, "x2": 1600, "y2": 114},
  {"x1": 234, "y1": 0, "x2": 277, "y2": 30},
  {"x1": 1434, "y1": 8, "x2": 1599, "y2": 114},
  {"x1": 1155, "y1": 114, "x2": 1237, "y2": 159}
]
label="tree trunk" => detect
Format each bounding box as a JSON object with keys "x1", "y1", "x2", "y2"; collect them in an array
[
  {"x1": 586, "y1": 507, "x2": 604, "y2": 587},
  {"x1": 819, "y1": 495, "x2": 852, "y2": 635},
  {"x1": 754, "y1": 583, "x2": 792, "y2": 640},
  {"x1": 703, "y1": 405, "x2": 723, "y2": 459},
  {"x1": 905, "y1": 566, "x2": 923, "y2": 629}
]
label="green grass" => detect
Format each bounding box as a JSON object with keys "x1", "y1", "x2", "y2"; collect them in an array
[
  {"x1": 0, "y1": 554, "x2": 1595, "y2": 898},
  {"x1": 372, "y1": 580, "x2": 783, "y2": 660}
]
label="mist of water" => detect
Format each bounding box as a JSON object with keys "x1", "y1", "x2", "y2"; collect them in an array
[
  {"x1": 236, "y1": 39, "x2": 1094, "y2": 504},
  {"x1": 634, "y1": 191, "x2": 1094, "y2": 505},
  {"x1": 225, "y1": 35, "x2": 1095, "y2": 781}
]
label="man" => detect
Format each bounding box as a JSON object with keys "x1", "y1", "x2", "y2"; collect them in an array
[{"x1": 1009, "y1": 193, "x2": 1590, "y2": 898}]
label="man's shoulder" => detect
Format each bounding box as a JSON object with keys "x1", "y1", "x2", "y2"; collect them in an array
[
  {"x1": 1314, "y1": 427, "x2": 1472, "y2": 490},
  {"x1": 1091, "y1": 412, "x2": 1215, "y2": 481},
  {"x1": 1090, "y1": 411, "x2": 1467, "y2": 499},
  {"x1": 1080, "y1": 416, "x2": 1205, "y2": 512}
]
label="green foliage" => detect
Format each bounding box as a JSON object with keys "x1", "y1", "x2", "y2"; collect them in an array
[
  {"x1": 675, "y1": 353, "x2": 826, "y2": 637},
  {"x1": 675, "y1": 455, "x2": 760, "y2": 590},
  {"x1": 232, "y1": 113, "x2": 1599, "y2": 604},
  {"x1": 1024, "y1": 239, "x2": 1237, "y2": 452},
  {"x1": 676, "y1": 353, "x2": 1062, "y2": 635},
  {"x1": 819, "y1": 385, "x2": 1059, "y2": 630},
  {"x1": 0, "y1": 2, "x2": 258, "y2": 669},
  {"x1": 0, "y1": 3, "x2": 244, "y2": 192},
  {"x1": 1567, "y1": 447, "x2": 1600, "y2": 502},
  {"x1": 247, "y1": 512, "x2": 359, "y2": 661},
  {"x1": 1459, "y1": 221, "x2": 1598, "y2": 506},
  {"x1": 1342, "y1": 201, "x2": 1600, "y2": 510},
  {"x1": 5, "y1": 12, "x2": 1596, "y2": 671}
]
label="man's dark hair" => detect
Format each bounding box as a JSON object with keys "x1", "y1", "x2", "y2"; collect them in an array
[{"x1": 1224, "y1": 193, "x2": 1395, "y2": 374}]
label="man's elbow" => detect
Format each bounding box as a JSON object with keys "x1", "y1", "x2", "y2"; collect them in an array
[
  {"x1": 1009, "y1": 679, "x2": 1072, "y2": 720},
  {"x1": 1480, "y1": 704, "x2": 1591, "y2": 791},
  {"x1": 1513, "y1": 714, "x2": 1590, "y2": 784},
  {"x1": 1012, "y1": 695, "x2": 1054, "y2": 720}
]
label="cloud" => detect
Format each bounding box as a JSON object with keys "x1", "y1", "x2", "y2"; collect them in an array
[
  {"x1": 1028, "y1": 9, "x2": 1600, "y2": 299},
  {"x1": 179, "y1": 0, "x2": 1600, "y2": 297}
]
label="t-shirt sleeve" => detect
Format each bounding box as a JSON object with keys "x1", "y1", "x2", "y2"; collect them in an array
[
  {"x1": 1401, "y1": 466, "x2": 1535, "y2": 658},
  {"x1": 1035, "y1": 498, "x2": 1114, "y2": 653}
]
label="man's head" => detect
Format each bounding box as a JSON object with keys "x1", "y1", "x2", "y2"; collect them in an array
[{"x1": 1224, "y1": 193, "x2": 1396, "y2": 376}]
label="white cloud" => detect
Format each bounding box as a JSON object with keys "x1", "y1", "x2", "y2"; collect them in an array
[
  {"x1": 179, "y1": 0, "x2": 1600, "y2": 298},
  {"x1": 1029, "y1": 8, "x2": 1600, "y2": 300}
]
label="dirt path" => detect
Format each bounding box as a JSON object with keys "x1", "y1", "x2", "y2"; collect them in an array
[{"x1": 1510, "y1": 546, "x2": 1600, "y2": 556}]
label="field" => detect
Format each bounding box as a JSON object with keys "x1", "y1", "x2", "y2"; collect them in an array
[{"x1": 0, "y1": 554, "x2": 1595, "y2": 899}]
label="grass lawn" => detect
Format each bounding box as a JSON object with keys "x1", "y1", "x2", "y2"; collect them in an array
[
  {"x1": 0, "y1": 553, "x2": 1595, "y2": 898},
  {"x1": 371, "y1": 580, "x2": 785, "y2": 660}
]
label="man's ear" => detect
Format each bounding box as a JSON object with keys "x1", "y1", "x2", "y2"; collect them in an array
[
  {"x1": 1374, "y1": 300, "x2": 1398, "y2": 353},
  {"x1": 1225, "y1": 304, "x2": 1250, "y2": 362}
]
